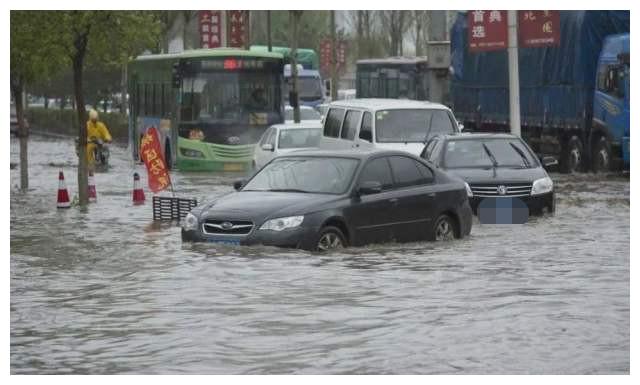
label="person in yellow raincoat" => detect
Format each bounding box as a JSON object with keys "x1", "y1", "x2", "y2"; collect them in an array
[{"x1": 86, "y1": 109, "x2": 112, "y2": 164}]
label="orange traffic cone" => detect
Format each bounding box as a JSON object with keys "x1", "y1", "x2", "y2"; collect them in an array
[
  {"x1": 132, "y1": 172, "x2": 145, "y2": 205},
  {"x1": 88, "y1": 170, "x2": 97, "y2": 203},
  {"x1": 57, "y1": 170, "x2": 71, "y2": 209}
]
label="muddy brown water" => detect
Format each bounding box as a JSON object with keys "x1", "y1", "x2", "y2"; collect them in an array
[{"x1": 10, "y1": 136, "x2": 629, "y2": 374}]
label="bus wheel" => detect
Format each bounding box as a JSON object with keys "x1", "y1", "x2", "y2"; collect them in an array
[
  {"x1": 592, "y1": 136, "x2": 612, "y2": 173},
  {"x1": 165, "y1": 141, "x2": 172, "y2": 170},
  {"x1": 560, "y1": 136, "x2": 583, "y2": 173}
]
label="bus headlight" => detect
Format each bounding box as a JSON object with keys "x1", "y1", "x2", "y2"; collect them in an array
[
  {"x1": 180, "y1": 148, "x2": 205, "y2": 158},
  {"x1": 260, "y1": 216, "x2": 304, "y2": 231},
  {"x1": 531, "y1": 177, "x2": 553, "y2": 196}
]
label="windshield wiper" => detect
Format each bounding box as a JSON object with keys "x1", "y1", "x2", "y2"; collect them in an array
[
  {"x1": 482, "y1": 143, "x2": 499, "y2": 168},
  {"x1": 264, "y1": 188, "x2": 312, "y2": 193},
  {"x1": 509, "y1": 142, "x2": 532, "y2": 168}
]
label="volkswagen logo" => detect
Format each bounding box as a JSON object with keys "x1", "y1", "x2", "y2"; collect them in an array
[
  {"x1": 221, "y1": 221, "x2": 234, "y2": 230},
  {"x1": 497, "y1": 185, "x2": 508, "y2": 195},
  {"x1": 227, "y1": 136, "x2": 241, "y2": 145}
]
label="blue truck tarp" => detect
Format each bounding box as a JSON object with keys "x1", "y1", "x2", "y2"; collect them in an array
[{"x1": 450, "y1": 11, "x2": 630, "y2": 129}]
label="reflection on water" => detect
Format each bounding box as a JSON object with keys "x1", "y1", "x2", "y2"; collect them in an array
[{"x1": 10, "y1": 137, "x2": 629, "y2": 374}]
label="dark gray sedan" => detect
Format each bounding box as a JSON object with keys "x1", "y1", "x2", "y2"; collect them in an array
[{"x1": 182, "y1": 149, "x2": 473, "y2": 251}]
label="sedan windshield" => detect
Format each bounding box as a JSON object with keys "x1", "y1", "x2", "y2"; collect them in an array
[
  {"x1": 243, "y1": 157, "x2": 359, "y2": 194},
  {"x1": 375, "y1": 109, "x2": 454, "y2": 143},
  {"x1": 443, "y1": 139, "x2": 539, "y2": 169}
]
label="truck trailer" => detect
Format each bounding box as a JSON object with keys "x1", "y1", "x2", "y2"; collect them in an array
[{"x1": 450, "y1": 11, "x2": 629, "y2": 172}]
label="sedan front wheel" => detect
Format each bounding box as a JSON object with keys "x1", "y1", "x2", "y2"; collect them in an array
[
  {"x1": 431, "y1": 215, "x2": 457, "y2": 241},
  {"x1": 315, "y1": 226, "x2": 346, "y2": 252}
]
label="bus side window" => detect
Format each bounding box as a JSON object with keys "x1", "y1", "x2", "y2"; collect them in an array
[
  {"x1": 135, "y1": 83, "x2": 141, "y2": 117},
  {"x1": 160, "y1": 84, "x2": 165, "y2": 117},
  {"x1": 359, "y1": 112, "x2": 373, "y2": 142}
]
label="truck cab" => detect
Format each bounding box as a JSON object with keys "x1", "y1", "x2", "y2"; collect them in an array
[{"x1": 592, "y1": 33, "x2": 630, "y2": 171}]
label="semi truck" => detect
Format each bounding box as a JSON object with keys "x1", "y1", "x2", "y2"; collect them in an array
[{"x1": 450, "y1": 11, "x2": 629, "y2": 172}]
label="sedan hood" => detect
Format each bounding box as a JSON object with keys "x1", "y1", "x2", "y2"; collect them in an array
[
  {"x1": 445, "y1": 166, "x2": 548, "y2": 184},
  {"x1": 200, "y1": 191, "x2": 339, "y2": 220}
]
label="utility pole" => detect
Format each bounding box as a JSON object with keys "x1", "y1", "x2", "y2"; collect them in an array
[
  {"x1": 507, "y1": 10, "x2": 521, "y2": 137},
  {"x1": 290, "y1": 11, "x2": 302, "y2": 123},
  {"x1": 330, "y1": 10, "x2": 338, "y2": 101},
  {"x1": 267, "y1": 10, "x2": 272, "y2": 52}
]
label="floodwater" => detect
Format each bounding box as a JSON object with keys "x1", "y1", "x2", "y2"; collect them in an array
[{"x1": 10, "y1": 136, "x2": 629, "y2": 374}]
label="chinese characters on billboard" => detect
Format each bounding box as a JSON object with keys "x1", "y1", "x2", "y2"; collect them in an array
[
  {"x1": 227, "y1": 10, "x2": 249, "y2": 48},
  {"x1": 467, "y1": 10, "x2": 508, "y2": 52},
  {"x1": 519, "y1": 11, "x2": 560, "y2": 47},
  {"x1": 199, "y1": 11, "x2": 221, "y2": 48},
  {"x1": 320, "y1": 38, "x2": 347, "y2": 76}
]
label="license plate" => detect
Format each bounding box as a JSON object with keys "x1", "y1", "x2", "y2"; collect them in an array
[
  {"x1": 223, "y1": 163, "x2": 244, "y2": 171},
  {"x1": 207, "y1": 239, "x2": 240, "y2": 246}
]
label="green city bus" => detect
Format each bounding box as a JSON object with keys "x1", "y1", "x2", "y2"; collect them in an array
[{"x1": 128, "y1": 48, "x2": 285, "y2": 171}]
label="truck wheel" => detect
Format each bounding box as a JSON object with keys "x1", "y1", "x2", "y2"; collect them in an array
[
  {"x1": 592, "y1": 136, "x2": 612, "y2": 173},
  {"x1": 560, "y1": 136, "x2": 583, "y2": 173}
]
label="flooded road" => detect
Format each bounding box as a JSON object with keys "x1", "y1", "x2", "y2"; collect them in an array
[{"x1": 10, "y1": 136, "x2": 629, "y2": 374}]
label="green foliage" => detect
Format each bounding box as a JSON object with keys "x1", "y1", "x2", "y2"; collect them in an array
[
  {"x1": 10, "y1": 11, "x2": 65, "y2": 88},
  {"x1": 25, "y1": 107, "x2": 128, "y2": 140}
]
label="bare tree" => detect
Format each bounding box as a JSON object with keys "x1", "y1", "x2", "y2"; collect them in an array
[{"x1": 378, "y1": 10, "x2": 412, "y2": 56}]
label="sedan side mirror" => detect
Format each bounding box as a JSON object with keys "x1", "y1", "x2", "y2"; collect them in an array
[
  {"x1": 540, "y1": 156, "x2": 558, "y2": 168},
  {"x1": 457, "y1": 122, "x2": 465, "y2": 132},
  {"x1": 261, "y1": 143, "x2": 274, "y2": 152},
  {"x1": 358, "y1": 181, "x2": 382, "y2": 196},
  {"x1": 233, "y1": 179, "x2": 245, "y2": 191}
]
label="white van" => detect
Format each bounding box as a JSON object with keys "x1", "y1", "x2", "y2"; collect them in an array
[{"x1": 320, "y1": 99, "x2": 461, "y2": 156}]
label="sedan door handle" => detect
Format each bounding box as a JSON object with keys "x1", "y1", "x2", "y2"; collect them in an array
[
  {"x1": 426, "y1": 192, "x2": 436, "y2": 197},
  {"x1": 389, "y1": 198, "x2": 399, "y2": 205}
]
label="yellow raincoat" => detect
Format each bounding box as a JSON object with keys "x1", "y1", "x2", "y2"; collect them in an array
[{"x1": 86, "y1": 120, "x2": 112, "y2": 163}]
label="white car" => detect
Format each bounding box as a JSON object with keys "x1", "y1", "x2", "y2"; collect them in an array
[
  {"x1": 284, "y1": 105, "x2": 322, "y2": 123},
  {"x1": 320, "y1": 98, "x2": 462, "y2": 156},
  {"x1": 253, "y1": 122, "x2": 323, "y2": 170}
]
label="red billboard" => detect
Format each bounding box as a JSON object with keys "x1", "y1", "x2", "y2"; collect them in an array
[
  {"x1": 227, "y1": 10, "x2": 249, "y2": 48},
  {"x1": 467, "y1": 10, "x2": 508, "y2": 52},
  {"x1": 320, "y1": 38, "x2": 347, "y2": 75},
  {"x1": 199, "y1": 11, "x2": 222, "y2": 48},
  {"x1": 518, "y1": 11, "x2": 561, "y2": 47}
]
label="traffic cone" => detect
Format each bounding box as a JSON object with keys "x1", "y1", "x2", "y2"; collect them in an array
[
  {"x1": 132, "y1": 172, "x2": 145, "y2": 205},
  {"x1": 88, "y1": 170, "x2": 97, "y2": 203},
  {"x1": 57, "y1": 170, "x2": 71, "y2": 209}
]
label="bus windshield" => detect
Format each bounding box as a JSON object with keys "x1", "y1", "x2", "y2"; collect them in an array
[
  {"x1": 181, "y1": 72, "x2": 281, "y2": 122},
  {"x1": 285, "y1": 76, "x2": 323, "y2": 101}
]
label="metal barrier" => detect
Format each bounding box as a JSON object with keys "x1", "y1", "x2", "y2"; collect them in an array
[{"x1": 152, "y1": 196, "x2": 198, "y2": 221}]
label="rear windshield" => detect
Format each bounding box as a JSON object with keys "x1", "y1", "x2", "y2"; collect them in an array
[
  {"x1": 375, "y1": 109, "x2": 454, "y2": 143},
  {"x1": 278, "y1": 128, "x2": 322, "y2": 149}
]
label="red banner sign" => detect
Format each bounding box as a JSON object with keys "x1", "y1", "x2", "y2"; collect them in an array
[
  {"x1": 519, "y1": 11, "x2": 560, "y2": 47},
  {"x1": 320, "y1": 38, "x2": 347, "y2": 76},
  {"x1": 467, "y1": 10, "x2": 508, "y2": 52},
  {"x1": 227, "y1": 10, "x2": 248, "y2": 48},
  {"x1": 199, "y1": 11, "x2": 222, "y2": 48},
  {"x1": 140, "y1": 127, "x2": 171, "y2": 193}
]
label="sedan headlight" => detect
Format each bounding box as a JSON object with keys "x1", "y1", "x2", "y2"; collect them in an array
[
  {"x1": 182, "y1": 212, "x2": 199, "y2": 231},
  {"x1": 260, "y1": 216, "x2": 304, "y2": 231},
  {"x1": 464, "y1": 182, "x2": 473, "y2": 198},
  {"x1": 531, "y1": 177, "x2": 553, "y2": 196}
]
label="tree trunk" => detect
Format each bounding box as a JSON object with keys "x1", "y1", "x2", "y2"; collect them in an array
[
  {"x1": 121, "y1": 63, "x2": 127, "y2": 114},
  {"x1": 72, "y1": 40, "x2": 89, "y2": 210},
  {"x1": 290, "y1": 11, "x2": 302, "y2": 123},
  {"x1": 330, "y1": 10, "x2": 338, "y2": 101},
  {"x1": 267, "y1": 10, "x2": 272, "y2": 52},
  {"x1": 12, "y1": 78, "x2": 28, "y2": 192}
]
